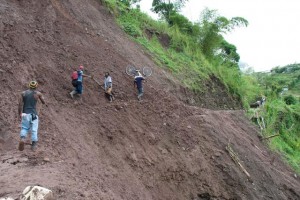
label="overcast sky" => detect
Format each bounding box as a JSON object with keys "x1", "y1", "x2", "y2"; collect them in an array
[{"x1": 139, "y1": 0, "x2": 300, "y2": 72}]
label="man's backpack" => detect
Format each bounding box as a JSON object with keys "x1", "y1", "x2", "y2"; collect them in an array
[
  {"x1": 71, "y1": 71, "x2": 78, "y2": 80},
  {"x1": 71, "y1": 71, "x2": 78, "y2": 87}
]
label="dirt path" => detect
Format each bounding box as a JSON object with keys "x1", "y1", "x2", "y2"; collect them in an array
[{"x1": 0, "y1": 0, "x2": 299, "y2": 199}]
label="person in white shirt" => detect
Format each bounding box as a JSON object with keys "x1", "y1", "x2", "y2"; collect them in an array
[{"x1": 104, "y1": 72, "x2": 114, "y2": 102}]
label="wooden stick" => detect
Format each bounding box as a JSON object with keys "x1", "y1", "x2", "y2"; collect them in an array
[
  {"x1": 91, "y1": 77, "x2": 104, "y2": 89},
  {"x1": 226, "y1": 144, "x2": 251, "y2": 179}
]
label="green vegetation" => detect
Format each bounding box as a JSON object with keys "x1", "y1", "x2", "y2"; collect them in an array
[
  {"x1": 102, "y1": 0, "x2": 299, "y2": 173},
  {"x1": 263, "y1": 98, "x2": 300, "y2": 172},
  {"x1": 256, "y1": 65, "x2": 300, "y2": 173}
]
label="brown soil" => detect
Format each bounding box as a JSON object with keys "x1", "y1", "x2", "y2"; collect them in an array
[{"x1": 0, "y1": 0, "x2": 299, "y2": 199}]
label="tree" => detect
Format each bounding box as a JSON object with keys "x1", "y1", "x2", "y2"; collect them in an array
[
  {"x1": 151, "y1": 0, "x2": 188, "y2": 24},
  {"x1": 198, "y1": 8, "x2": 248, "y2": 60},
  {"x1": 219, "y1": 40, "x2": 240, "y2": 63}
]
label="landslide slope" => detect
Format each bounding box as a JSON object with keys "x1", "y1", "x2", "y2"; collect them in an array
[{"x1": 0, "y1": 0, "x2": 299, "y2": 199}]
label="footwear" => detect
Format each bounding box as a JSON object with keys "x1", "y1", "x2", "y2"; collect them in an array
[
  {"x1": 31, "y1": 141, "x2": 37, "y2": 151},
  {"x1": 138, "y1": 95, "x2": 142, "y2": 101},
  {"x1": 18, "y1": 140, "x2": 25, "y2": 151},
  {"x1": 70, "y1": 91, "x2": 74, "y2": 99}
]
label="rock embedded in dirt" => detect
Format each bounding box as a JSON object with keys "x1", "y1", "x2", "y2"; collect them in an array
[
  {"x1": 21, "y1": 186, "x2": 53, "y2": 200},
  {"x1": 43, "y1": 157, "x2": 50, "y2": 162},
  {"x1": 215, "y1": 152, "x2": 222, "y2": 157}
]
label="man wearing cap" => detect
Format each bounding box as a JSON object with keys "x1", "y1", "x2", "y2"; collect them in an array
[
  {"x1": 134, "y1": 70, "x2": 145, "y2": 101},
  {"x1": 70, "y1": 65, "x2": 91, "y2": 100},
  {"x1": 18, "y1": 81, "x2": 46, "y2": 151}
]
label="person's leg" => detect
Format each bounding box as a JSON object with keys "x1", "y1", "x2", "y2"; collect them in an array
[
  {"x1": 31, "y1": 116, "x2": 39, "y2": 142},
  {"x1": 105, "y1": 92, "x2": 110, "y2": 101},
  {"x1": 30, "y1": 115, "x2": 39, "y2": 151},
  {"x1": 71, "y1": 81, "x2": 80, "y2": 98},
  {"x1": 107, "y1": 88, "x2": 113, "y2": 102},
  {"x1": 137, "y1": 88, "x2": 141, "y2": 100},
  {"x1": 19, "y1": 114, "x2": 30, "y2": 151},
  {"x1": 77, "y1": 82, "x2": 83, "y2": 101},
  {"x1": 70, "y1": 90, "x2": 77, "y2": 98},
  {"x1": 137, "y1": 87, "x2": 144, "y2": 100},
  {"x1": 140, "y1": 87, "x2": 144, "y2": 98}
]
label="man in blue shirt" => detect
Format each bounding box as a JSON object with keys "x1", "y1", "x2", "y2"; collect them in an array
[{"x1": 134, "y1": 70, "x2": 145, "y2": 101}]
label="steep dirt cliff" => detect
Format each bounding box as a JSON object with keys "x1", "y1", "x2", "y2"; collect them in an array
[{"x1": 0, "y1": 0, "x2": 299, "y2": 199}]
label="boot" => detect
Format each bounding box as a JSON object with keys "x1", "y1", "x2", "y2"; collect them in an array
[
  {"x1": 138, "y1": 94, "x2": 142, "y2": 101},
  {"x1": 31, "y1": 141, "x2": 37, "y2": 151}
]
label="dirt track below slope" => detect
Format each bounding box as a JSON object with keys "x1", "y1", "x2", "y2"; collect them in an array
[{"x1": 0, "y1": 0, "x2": 299, "y2": 199}]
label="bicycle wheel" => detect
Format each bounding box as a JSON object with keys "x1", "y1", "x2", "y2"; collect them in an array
[
  {"x1": 126, "y1": 65, "x2": 136, "y2": 76},
  {"x1": 143, "y1": 67, "x2": 152, "y2": 77}
]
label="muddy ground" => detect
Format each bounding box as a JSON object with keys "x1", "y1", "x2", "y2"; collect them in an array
[{"x1": 0, "y1": 0, "x2": 299, "y2": 199}]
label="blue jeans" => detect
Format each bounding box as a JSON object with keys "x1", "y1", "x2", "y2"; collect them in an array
[
  {"x1": 20, "y1": 114, "x2": 39, "y2": 142},
  {"x1": 137, "y1": 87, "x2": 144, "y2": 98},
  {"x1": 76, "y1": 81, "x2": 83, "y2": 94}
]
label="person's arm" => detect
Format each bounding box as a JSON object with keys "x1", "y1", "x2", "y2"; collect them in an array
[
  {"x1": 82, "y1": 74, "x2": 91, "y2": 78},
  {"x1": 37, "y1": 92, "x2": 46, "y2": 105},
  {"x1": 18, "y1": 93, "x2": 23, "y2": 119}
]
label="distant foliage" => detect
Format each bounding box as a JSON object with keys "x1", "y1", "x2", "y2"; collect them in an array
[{"x1": 271, "y1": 64, "x2": 300, "y2": 74}]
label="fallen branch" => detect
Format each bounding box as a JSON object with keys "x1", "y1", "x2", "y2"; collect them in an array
[
  {"x1": 260, "y1": 133, "x2": 280, "y2": 141},
  {"x1": 261, "y1": 124, "x2": 294, "y2": 141},
  {"x1": 226, "y1": 143, "x2": 251, "y2": 180}
]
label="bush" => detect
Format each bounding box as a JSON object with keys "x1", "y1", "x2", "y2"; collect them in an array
[
  {"x1": 121, "y1": 22, "x2": 141, "y2": 37},
  {"x1": 284, "y1": 95, "x2": 297, "y2": 105}
]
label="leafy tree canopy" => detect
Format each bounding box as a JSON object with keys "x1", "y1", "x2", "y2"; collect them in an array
[
  {"x1": 198, "y1": 8, "x2": 248, "y2": 61},
  {"x1": 151, "y1": 0, "x2": 188, "y2": 23}
]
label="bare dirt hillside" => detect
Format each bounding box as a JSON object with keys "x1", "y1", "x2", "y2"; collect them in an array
[{"x1": 0, "y1": 0, "x2": 299, "y2": 199}]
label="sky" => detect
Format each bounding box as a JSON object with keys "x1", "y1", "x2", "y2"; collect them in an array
[{"x1": 139, "y1": 0, "x2": 300, "y2": 72}]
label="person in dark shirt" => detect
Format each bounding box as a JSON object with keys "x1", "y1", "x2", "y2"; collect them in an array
[
  {"x1": 134, "y1": 70, "x2": 145, "y2": 101},
  {"x1": 18, "y1": 81, "x2": 46, "y2": 151}
]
